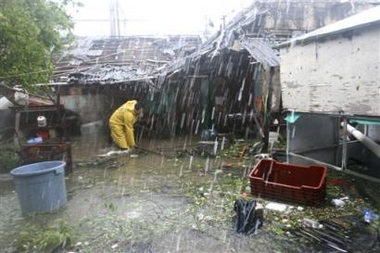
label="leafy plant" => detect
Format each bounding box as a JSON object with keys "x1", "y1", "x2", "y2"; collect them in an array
[
  {"x1": 0, "y1": 141, "x2": 19, "y2": 173},
  {"x1": 14, "y1": 220, "x2": 73, "y2": 253},
  {"x1": 0, "y1": 0, "x2": 80, "y2": 88}
]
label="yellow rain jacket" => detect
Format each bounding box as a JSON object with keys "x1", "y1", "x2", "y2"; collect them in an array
[{"x1": 109, "y1": 100, "x2": 139, "y2": 149}]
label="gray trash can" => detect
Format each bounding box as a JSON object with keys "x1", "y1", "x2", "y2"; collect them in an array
[{"x1": 10, "y1": 161, "x2": 67, "y2": 215}]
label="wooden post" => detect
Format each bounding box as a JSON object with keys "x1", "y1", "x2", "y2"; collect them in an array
[{"x1": 262, "y1": 67, "x2": 275, "y2": 152}]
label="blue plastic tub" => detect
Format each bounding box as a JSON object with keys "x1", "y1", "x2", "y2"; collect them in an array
[{"x1": 10, "y1": 161, "x2": 67, "y2": 215}]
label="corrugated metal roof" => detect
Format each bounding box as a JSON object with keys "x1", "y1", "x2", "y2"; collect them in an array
[
  {"x1": 67, "y1": 65, "x2": 154, "y2": 85},
  {"x1": 240, "y1": 38, "x2": 280, "y2": 69},
  {"x1": 54, "y1": 35, "x2": 201, "y2": 84},
  {"x1": 162, "y1": 4, "x2": 279, "y2": 74},
  {"x1": 279, "y1": 5, "x2": 380, "y2": 47}
]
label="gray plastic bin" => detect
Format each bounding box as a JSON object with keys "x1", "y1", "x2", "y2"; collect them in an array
[{"x1": 10, "y1": 161, "x2": 67, "y2": 215}]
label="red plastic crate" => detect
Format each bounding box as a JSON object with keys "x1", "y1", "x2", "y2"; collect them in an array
[{"x1": 248, "y1": 159, "x2": 326, "y2": 206}]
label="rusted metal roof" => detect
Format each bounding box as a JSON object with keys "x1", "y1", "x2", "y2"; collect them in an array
[
  {"x1": 54, "y1": 35, "x2": 201, "y2": 85},
  {"x1": 240, "y1": 38, "x2": 280, "y2": 69},
  {"x1": 279, "y1": 5, "x2": 380, "y2": 47},
  {"x1": 67, "y1": 65, "x2": 155, "y2": 85}
]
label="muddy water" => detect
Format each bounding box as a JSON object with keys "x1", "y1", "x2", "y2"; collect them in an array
[
  {"x1": 4, "y1": 133, "x2": 375, "y2": 252},
  {"x1": 64, "y1": 134, "x2": 289, "y2": 253},
  {"x1": 0, "y1": 134, "x2": 296, "y2": 253}
]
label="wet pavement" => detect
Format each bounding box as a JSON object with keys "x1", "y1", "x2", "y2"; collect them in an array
[{"x1": 0, "y1": 133, "x2": 379, "y2": 253}]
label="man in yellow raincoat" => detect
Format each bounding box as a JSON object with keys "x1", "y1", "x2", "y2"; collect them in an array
[{"x1": 109, "y1": 100, "x2": 142, "y2": 150}]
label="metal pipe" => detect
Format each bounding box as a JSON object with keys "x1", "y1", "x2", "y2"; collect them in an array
[
  {"x1": 342, "y1": 122, "x2": 380, "y2": 159},
  {"x1": 288, "y1": 152, "x2": 380, "y2": 183},
  {"x1": 288, "y1": 152, "x2": 342, "y2": 171},
  {"x1": 341, "y1": 118, "x2": 348, "y2": 170}
]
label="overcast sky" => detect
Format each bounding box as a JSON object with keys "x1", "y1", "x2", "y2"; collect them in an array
[{"x1": 67, "y1": 0, "x2": 253, "y2": 36}]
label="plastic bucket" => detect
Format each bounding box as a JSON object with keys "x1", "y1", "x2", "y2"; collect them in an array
[{"x1": 10, "y1": 161, "x2": 67, "y2": 215}]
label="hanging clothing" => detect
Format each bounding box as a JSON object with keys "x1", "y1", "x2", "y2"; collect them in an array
[{"x1": 109, "y1": 100, "x2": 139, "y2": 149}]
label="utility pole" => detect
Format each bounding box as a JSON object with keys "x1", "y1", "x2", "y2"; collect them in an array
[{"x1": 110, "y1": 0, "x2": 121, "y2": 36}]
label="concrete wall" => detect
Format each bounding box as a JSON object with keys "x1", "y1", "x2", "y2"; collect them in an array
[
  {"x1": 60, "y1": 91, "x2": 106, "y2": 124},
  {"x1": 253, "y1": 1, "x2": 374, "y2": 40},
  {"x1": 280, "y1": 25, "x2": 380, "y2": 116}
]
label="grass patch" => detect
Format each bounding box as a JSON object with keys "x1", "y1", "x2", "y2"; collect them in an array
[
  {"x1": 14, "y1": 220, "x2": 73, "y2": 253},
  {"x1": 0, "y1": 140, "x2": 19, "y2": 173}
]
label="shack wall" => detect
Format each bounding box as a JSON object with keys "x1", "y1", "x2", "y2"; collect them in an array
[
  {"x1": 60, "y1": 90, "x2": 105, "y2": 124},
  {"x1": 280, "y1": 25, "x2": 380, "y2": 116}
]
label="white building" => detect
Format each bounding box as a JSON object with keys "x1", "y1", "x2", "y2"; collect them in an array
[{"x1": 278, "y1": 6, "x2": 380, "y2": 181}]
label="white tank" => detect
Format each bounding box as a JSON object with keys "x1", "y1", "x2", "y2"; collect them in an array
[{"x1": 37, "y1": 116, "x2": 47, "y2": 127}]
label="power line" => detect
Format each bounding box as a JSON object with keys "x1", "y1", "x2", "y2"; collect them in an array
[
  {"x1": 0, "y1": 69, "x2": 51, "y2": 80},
  {"x1": 73, "y1": 19, "x2": 146, "y2": 22}
]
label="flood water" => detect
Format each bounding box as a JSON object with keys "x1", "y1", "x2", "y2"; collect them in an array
[{"x1": 1, "y1": 133, "x2": 379, "y2": 253}]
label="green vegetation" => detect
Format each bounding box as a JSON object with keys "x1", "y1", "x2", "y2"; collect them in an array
[
  {"x1": 14, "y1": 220, "x2": 73, "y2": 253},
  {"x1": 0, "y1": 140, "x2": 19, "y2": 173},
  {"x1": 0, "y1": 0, "x2": 81, "y2": 88}
]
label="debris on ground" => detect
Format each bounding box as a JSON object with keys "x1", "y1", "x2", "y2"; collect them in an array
[{"x1": 234, "y1": 199, "x2": 263, "y2": 235}]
